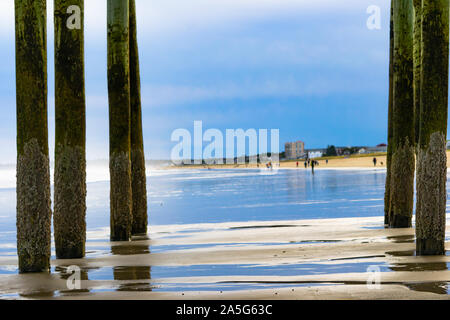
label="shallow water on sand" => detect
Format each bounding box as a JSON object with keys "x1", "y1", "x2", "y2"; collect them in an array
[
  {"x1": 0, "y1": 168, "x2": 449, "y2": 298},
  {"x1": 0, "y1": 168, "x2": 389, "y2": 231},
  {"x1": 0, "y1": 168, "x2": 387, "y2": 243}
]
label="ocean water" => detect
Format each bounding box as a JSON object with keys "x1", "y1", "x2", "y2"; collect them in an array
[
  {"x1": 0, "y1": 167, "x2": 388, "y2": 235},
  {"x1": 146, "y1": 168, "x2": 388, "y2": 225}
]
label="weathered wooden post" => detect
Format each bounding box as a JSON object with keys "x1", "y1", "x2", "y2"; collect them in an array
[
  {"x1": 129, "y1": 0, "x2": 148, "y2": 235},
  {"x1": 412, "y1": 0, "x2": 422, "y2": 234},
  {"x1": 107, "y1": 0, "x2": 133, "y2": 241},
  {"x1": 389, "y1": 0, "x2": 415, "y2": 228},
  {"x1": 54, "y1": 0, "x2": 87, "y2": 259},
  {"x1": 15, "y1": 0, "x2": 52, "y2": 273},
  {"x1": 416, "y1": 0, "x2": 449, "y2": 255},
  {"x1": 384, "y1": 0, "x2": 394, "y2": 226},
  {"x1": 413, "y1": 0, "x2": 422, "y2": 147}
]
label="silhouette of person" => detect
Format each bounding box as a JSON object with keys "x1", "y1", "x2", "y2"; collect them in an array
[{"x1": 373, "y1": 157, "x2": 377, "y2": 167}]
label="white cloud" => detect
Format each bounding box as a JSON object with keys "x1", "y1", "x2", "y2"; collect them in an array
[
  {"x1": 140, "y1": 75, "x2": 381, "y2": 108},
  {"x1": 0, "y1": 0, "x2": 388, "y2": 38},
  {"x1": 79, "y1": 70, "x2": 382, "y2": 111}
]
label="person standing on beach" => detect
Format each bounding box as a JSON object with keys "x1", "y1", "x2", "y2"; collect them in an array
[
  {"x1": 304, "y1": 161, "x2": 307, "y2": 168},
  {"x1": 311, "y1": 159, "x2": 315, "y2": 173},
  {"x1": 373, "y1": 157, "x2": 377, "y2": 166},
  {"x1": 296, "y1": 161, "x2": 299, "y2": 168}
]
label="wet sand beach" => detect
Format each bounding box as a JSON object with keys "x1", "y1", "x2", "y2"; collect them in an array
[{"x1": 0, "y1": 216, "x2": 449, "y2": 300}]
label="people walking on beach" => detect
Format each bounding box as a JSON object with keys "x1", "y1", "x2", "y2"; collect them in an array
[
  {"x1": 326, "y1": 159, "x2": 328, "y2": 165},
  {"x1": 304, "y1": 161, "x2": 307, "y2": 169},
  {"x1": 373, "y1": 157, "x2": 377, "y2": 167},
  {"x1": 296, "y1": 161, "x2": 299, "y2": 168},
  {"x1": 311, "y1": 159, "x2": 315, "y2": 173}
]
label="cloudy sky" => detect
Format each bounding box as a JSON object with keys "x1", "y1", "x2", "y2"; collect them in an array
[{"x1": 0, "y1": 0, "x2": 410, "y2": 162}]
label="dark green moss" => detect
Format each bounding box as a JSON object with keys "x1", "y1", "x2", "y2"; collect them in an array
[
  {"x1": 131, "y1": 149, "x2": 147, "y2": 234},
  {"x1": 15, "y1": 0, "x2": 52, "y2": 273},
  {"x1": 413, "y1": 0, "x2": 422, "y2": 147},
  {"x1": 54, "y1": 0, "x2": 87, "y2": 259},
  {"x1": 418, "y1": 0, "x2": 449, "y2": 147},
  {"x1": 108, "y1": 0, "x2": 132, "y2": 241},
  {"x1": 15, "y1": 0, "x2": 48, "y2": 156},
  {"x1": 129, "y1": 0, "x2": 148, "y2": 235},
  {"x1": 416, "y1": 0, "x2": 449, "y2": 256},
  {"x1": 390, "y1": 215, "x2": 412, "y2": 229},
  {"x1": 412, "y1": 0, "x2": 422, "y2": 240},
  {"x1": 384, "y1": 1, "x2": 394, "y2": 226},
  {"x1": 390, "y1": 0, "x2": 415, "y2": 228}
]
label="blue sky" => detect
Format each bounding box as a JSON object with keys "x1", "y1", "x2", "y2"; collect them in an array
[{"x1": 0, "y1": 0, "x2": 416, "y2": 162}]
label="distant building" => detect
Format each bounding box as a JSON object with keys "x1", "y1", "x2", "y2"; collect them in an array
[
  {"x1": 358, "y1": 143, "x2": 387, "y2": 154},
  {"x1": 334, "y1": 146, "x2": 365, "y2": 156},
  {"x1": 285, "y1": 141, "x2": 305, "y2": 159}
]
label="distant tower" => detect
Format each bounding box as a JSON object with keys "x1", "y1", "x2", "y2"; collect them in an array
[{"x1": 285, "y1": 141, "x2": 305, "y2": 159}]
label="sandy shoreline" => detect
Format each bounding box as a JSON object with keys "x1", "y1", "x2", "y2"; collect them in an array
[
  {"x1": 1, "y1": 216, "x2": 449, "y2": 300},
  {"x1": 164, "y1": 151, "x2": 450, "y2": 170},
  {"x1": 167, "y1": 154, "x2": 388, "y2": 170}
]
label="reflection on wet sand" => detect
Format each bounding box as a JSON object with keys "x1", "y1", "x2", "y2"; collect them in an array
[
  {"x1": 387, "y1": 235, "x2": 415, "y2": 244},
  {"x1": 385, "y1": 248, "x2": 449, "y2": 295},
  {"x1": 386, "y1": 250, "x2": 415, "y2": 257},
  {"x1": 389, "y1": 262, "x2": 449, "y2": 272},
  {"x1": 229, "y1": 225, "x2": 299, "y2": 230},
  {"x1": 405, "y1": 282, "x2": 449, "y2": 295},
  {"x1": 110, "y1": 244, "x2": 150, "y2": 256},
  {"x1": 20, "y1": 291, "x2": 56, "y2": 299},
  {"x1": 112, "y1": 244, "x2": 153, "y2": 292},
  {"x1": 1, "y1": 216, "x2": 449, "y2": 299}
]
